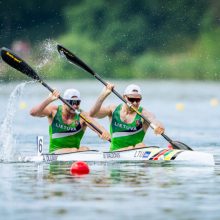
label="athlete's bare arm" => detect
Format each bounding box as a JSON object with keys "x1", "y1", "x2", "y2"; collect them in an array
[{"x1": 30, "y1": 90, "x2": 59, "y2": 118}]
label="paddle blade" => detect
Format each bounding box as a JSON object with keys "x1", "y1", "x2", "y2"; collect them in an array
[
  {"x1": 171, "y1": 141, "x2": 193, "y2": 151},
  {"x1": 0, "y1": 47, "x2": 40, "y2": 81},
  {"x1": 57, "y1": 44, "x2": 95, "y2": 76}
]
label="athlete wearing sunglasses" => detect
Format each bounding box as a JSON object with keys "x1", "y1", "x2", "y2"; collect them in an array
[
  {"x1": 65, "y1": 99, "x2": 81, "y2": 106},
  {"x1": 126, "y1": 97, "x2": 142, "y2": 103},
  {"x1": 30, "y1": 88, "x2": 110, "y2": 154},
  {"x1": 90, "y1": 83, "x2": 165, "y2": 151}
]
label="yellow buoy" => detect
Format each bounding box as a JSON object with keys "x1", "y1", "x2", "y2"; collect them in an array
[
  {"x1": 175, "y1": 103, "x2": 185, "y2": 111},
  {"x1": 210, "y1": 98, "x2": 219, "y2": 107},
  {"x1": 19, "y1": 101, "x2": 27, "y2": 110}
]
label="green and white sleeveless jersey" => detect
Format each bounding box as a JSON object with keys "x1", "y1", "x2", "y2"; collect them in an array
[
  {"x1": 110, "y1": 104, "x2": 146, "y2": 151},
  {"x1": 49, "y1": 105, "x2": 84, "y2": 153}
]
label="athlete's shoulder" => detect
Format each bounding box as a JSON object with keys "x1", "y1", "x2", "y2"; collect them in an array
[
  {"x1": 48, "y1": 105, "x2": 59, "y2": 118},
  {"x1": 50, "y1": 105, "x2": 59, "y2": 113},
  {"x1": 109, "y1": 104, "x2": 117, "y2": 111}
]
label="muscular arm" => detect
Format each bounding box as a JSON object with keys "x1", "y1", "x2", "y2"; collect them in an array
[
  {"x1": 90, "y1": 104, "x2": 113, "y2": 119},
  {"x1": 30, "y1": 98, "x2": 54, "y2": 117},
  {"x1": 30, "y1": 90, "x2": 59, "y2": 117},
  {"x1": 89, "y1": 83, "x2": 114, "y2": 118},
  {"x1": 142, "y1": 109, "x2": 165, "y2": 134}
]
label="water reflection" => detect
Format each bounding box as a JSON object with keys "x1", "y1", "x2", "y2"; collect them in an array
[
  {"x1": 0, "y1": 160, "x2": 218, "y2": 220},
  {"x1": 39, "y1": 161, "x2": 215, "y2": 188},
  {"x1": 0, "y1": 79, "x2": 220, "y2": 219}
]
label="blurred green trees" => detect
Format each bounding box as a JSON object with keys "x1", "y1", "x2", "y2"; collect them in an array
[{"x1": 1, "y1": 0, "x2": 220, "y2": 80}]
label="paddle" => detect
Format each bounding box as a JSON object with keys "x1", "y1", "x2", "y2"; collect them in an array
[
  {"x1": 57, "y1": 44, "x2": 193, "y2": 151},
  {"x1": 0, "y1": 47, "x2": 108, "y2": 140}
]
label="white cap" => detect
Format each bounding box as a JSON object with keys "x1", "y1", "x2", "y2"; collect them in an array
[
  {"x1": 123, "y1": 84, "x2": 142, "y2": 96},
  {"x1": 63, "y1": 89, "x2": 80, "y2": 100}
]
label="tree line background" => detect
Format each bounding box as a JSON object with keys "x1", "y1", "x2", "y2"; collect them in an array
[{"x1": 0, "y1": 0, "x2": 220, "y2": 80}]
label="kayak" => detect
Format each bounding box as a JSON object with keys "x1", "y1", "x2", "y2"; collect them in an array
[
  {"x1": 25, "y1": 148, "x2": 214, "y2": 165},
  {"x1": 23, "y1": 137, "x2": 215, "y2": 165}
]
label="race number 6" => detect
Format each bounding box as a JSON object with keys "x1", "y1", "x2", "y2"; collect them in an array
[{"x1": 37, "y1": 136, "x2": 43, "y2": 156}]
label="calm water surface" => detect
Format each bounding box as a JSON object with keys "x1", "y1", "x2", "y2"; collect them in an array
[{"x1": 0, "y1": 80, "x2": 220, "y2": 220}]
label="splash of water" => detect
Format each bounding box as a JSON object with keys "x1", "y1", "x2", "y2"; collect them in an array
[
  {"x1": 0, "y1": 82, "x2": 27, "y2": 161},
  {"x1": 36, "y1": 39, "x2": 58, "y2": 71}
]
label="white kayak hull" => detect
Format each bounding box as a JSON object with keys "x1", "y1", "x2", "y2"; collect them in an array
[{"x1": 24, "y1": 147, "x2": 215, "y2": 166}]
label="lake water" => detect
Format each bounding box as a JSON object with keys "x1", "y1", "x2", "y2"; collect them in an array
[{"x1": 0, "y1": 80, "x2": 220, "y2": 220}]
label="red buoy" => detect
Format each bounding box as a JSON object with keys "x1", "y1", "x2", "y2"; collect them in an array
[{"x1": 70, "y1": 161, "x2": 90, "y2": 175}]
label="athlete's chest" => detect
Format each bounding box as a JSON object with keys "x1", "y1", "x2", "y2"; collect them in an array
[
  {"x1": 119, "y1": 111, "x2": 136, "y2": 124},
  {"x1": 62, "y1": 117, "x2": 75, "y2": 125}
]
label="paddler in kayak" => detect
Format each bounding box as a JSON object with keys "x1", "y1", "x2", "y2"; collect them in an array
[
  {"x1": 89, "y1": 84, "x2": 165, "y2": 151},
  {"x1": 30, "y1": 88, "x2": 110, "y2": 153}
]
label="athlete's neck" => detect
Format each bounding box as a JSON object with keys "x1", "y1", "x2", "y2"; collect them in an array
[
  {"x1": 122, "y1": 104, "x2": 135, "y2": 115},
  {"x1": 62, "y1": 106, "x2": 75, "y2": 119}
]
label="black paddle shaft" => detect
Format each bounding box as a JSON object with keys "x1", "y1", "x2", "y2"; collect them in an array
[
  {"x1": 57, "y1": 45, "x2": 134, "y2": 113},
  {"x1": 57, "y1": 44, "x2": 193, "y2": 151},
  {"x1": 0, "y1": 47, "x2": 105, "y2": 138}
]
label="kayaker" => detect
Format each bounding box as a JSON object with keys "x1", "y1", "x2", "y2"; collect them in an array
[
  {"x1": 89, "y1": 83, "x2": 165, "y2": 151},
  {"x1": 30, "y1": 88, "x2": 110, "y2": 153}
]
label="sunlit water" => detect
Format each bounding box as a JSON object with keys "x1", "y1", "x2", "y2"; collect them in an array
[{"x1": 0, "y1": 80, "x2": 220, "y2": 220}]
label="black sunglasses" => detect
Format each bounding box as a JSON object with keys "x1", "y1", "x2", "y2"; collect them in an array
[
  {"x1": 65, "y1": 99, "x2": 81, "y2": 106},
  {"x1": 127, "y1": 97, "x2": 141, "y2": 103}
]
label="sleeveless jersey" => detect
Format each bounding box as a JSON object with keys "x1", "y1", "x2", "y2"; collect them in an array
[
  {"x1": 49, "y1": 105, "x2": 84, "y2": 153},
  {"x1": 110, "y1": 104, "x2": 146, "y2": 151}
]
